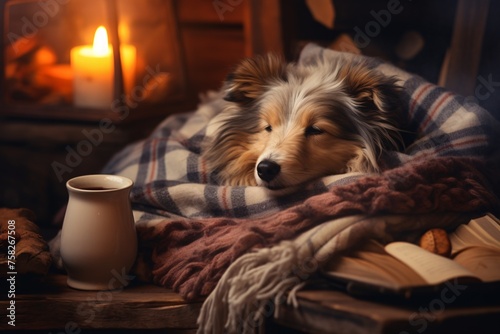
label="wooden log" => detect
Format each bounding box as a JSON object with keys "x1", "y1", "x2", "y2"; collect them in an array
[{"x1": 0, "y1": 208, "x2": 52, "y2": 278}]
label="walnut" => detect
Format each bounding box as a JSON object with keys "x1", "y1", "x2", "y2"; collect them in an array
[{"x1": 419, "y1": 228, "x2": 451, "y2": 257}]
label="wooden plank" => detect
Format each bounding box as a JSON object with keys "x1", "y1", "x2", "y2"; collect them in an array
[
  {"x1": 272, "y1": 290, "x2": 398, "y2": 334},
  {"x1": 0, "y1": 0, "x2": 6, "y2": 105},
  {"x1": 272, "y1": 288, "x2": 500, "y2": 334},
  {"x1": 243, "y1": 0, "x2": 283, "y2": 56},
  {"x1": 181, "y1": 27, "x2": 245, "y2": 94},
  {"x1": 443, "y1": 0, "x2": 490, "y2": 96},
  {"x1": 176, "y1": 0, "x2": 244, "y2": 25},
  {"x1": 0, "y1": 274, "x2": 200, "y2": 331}
]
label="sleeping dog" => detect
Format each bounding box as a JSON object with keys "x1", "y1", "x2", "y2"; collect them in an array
[{"x1": 202, "y1": 54, "x2": 405, "y2": 189}]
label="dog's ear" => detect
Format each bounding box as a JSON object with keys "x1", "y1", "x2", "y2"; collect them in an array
[
  {"x1": 340, "y1": 63, "x2": 403, "y2": 116},
  {"x1": 224, "y1": 54, "x2": 287, "y2": 104},
  {"x1": 339, "y1": 62, "x2": 406, "y2": 167}
]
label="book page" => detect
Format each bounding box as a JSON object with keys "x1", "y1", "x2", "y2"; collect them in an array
[
  {"x1": 326, "y1": 256, "x2": 403, "y2": 289},
  {"x1": 356, "y1": 241, "x2": 427, "y2": 285},
  {"x1": 462, "y1": 224, "x2": 500, "y2": 248},
  {"x1": 385, "y1": 242, "x2": 480, "y2": 285},
  {"x1": 468, "y1": 215, "x2": 500, "y2": 246},
  {"x1": 324, "y1": 240, "x2": 428, "y2": 289},
  {"x1": 450, "y1": 214, "x2": 500, "y2": 254},
  {"x1": 453, "y1": 246, "x2": 500, "y2": 282}
]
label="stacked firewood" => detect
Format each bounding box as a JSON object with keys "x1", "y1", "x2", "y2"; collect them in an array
[
  {"x1": 5, "y1": 37, "x2": 72, "y2": 104},
  {"x1": 0, "y1": 208, "x2": 52, "y2": 278}
]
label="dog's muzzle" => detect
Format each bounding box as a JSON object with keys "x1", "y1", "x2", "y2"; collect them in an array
[{"x1": 257, "y1": 159, "x2": 281, "y2": 182}]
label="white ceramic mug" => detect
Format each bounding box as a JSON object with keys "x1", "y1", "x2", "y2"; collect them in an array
[{"x1": 60, "y1": 174, "x2": 137, "y2": 290}]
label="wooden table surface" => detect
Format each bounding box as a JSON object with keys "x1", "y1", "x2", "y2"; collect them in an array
[
  {"x1": 0, "y1": 274, "x2": 201, "y2": 333},
  {"x1": 2, "y1": 274, "x2": 500, "y2": 333}
]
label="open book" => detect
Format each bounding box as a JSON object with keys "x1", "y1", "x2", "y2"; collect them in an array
[{"x1": 322, "y1": 214, "x2": 500, "y2": 298}]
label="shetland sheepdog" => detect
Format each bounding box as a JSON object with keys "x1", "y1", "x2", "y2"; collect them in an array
[{"x1": 202, "y1": 53, "x2": 404, "y2": 189}]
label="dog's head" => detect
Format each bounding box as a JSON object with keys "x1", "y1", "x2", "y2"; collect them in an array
[{"x1": 203, "y1": 54, "x2": 404, "y2": 189}]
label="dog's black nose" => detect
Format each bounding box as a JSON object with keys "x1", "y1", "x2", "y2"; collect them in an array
[{"x1": 257, "y1": 160, "x2": 281, "y2": 182}]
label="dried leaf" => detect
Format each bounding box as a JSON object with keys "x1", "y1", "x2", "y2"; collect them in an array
[{"x1": 306, "y1": 0, "x2": 336, "y2": 29}]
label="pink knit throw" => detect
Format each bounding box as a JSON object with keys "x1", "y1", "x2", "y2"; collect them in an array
[{"x1": 136, "y1": 157, "x2": 499, "y2": 300}]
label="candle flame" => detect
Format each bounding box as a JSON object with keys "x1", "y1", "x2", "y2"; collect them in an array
[{"x1": 93, "y1": 26, "x2": 109, "y2": 56}]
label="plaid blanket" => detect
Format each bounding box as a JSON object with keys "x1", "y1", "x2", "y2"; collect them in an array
[{"x1": 100, "y1": 44, "x2": 500, "y2": 332}]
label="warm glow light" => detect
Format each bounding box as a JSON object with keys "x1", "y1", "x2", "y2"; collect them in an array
[
  {"x1": 93, "y1": 26, "x2": 109, "y2": 56},
  {"x1": 71, "y1": 24, "x2": 136, "y2": 109}
]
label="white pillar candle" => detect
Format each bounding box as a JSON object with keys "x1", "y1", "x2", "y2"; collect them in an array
[{"x1": 71, "y1": 26, "x2": 136, "y2": 109}]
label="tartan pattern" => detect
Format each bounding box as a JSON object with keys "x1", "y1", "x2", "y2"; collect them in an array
[{"x1": 102, "y1": 44, "x2": 499, "y2": 225}]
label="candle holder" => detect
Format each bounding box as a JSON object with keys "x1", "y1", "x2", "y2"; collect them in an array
[{"x1": 0, "y1": 0, "x2": 187, "y2": 122}]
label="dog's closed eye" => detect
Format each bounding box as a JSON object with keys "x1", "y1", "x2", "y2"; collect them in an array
[{"x1": 305, "y1": 125, "x2": 323, "y2": 137}]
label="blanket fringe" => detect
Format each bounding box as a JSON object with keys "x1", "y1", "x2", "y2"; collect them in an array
[{"x1": 197, "y1": 240, "x2": 303, "y2": 334}]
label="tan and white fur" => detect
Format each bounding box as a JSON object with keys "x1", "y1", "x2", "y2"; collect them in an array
[{"x1": 202, "y1": 54, "x2": 404, "y2": 189}]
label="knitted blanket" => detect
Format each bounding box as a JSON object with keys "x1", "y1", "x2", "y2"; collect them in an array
[{"x1": 101, "y1": 44, "x2": 500, "y2": 333}]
